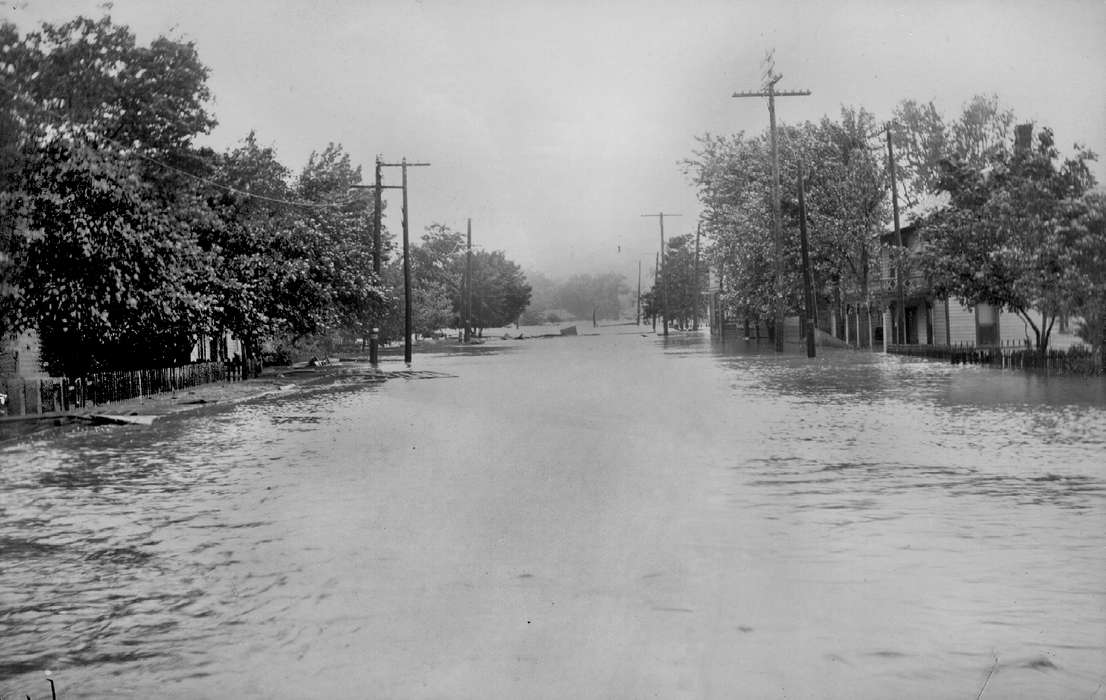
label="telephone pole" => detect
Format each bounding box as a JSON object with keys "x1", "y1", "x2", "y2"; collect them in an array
[
  {"x1": 641, "y1": 212, "x2": 680, "y2": 336},
  {"x1": 380, "y1": 157, "x2": 430, "y2": 365},
  {"x1": 465, "y1": 218, "x2": 473, "y2": 343},
  {"x1": 348, "y1": 156, "x2": 401, "y2": 367},
  {"x1": 733, "y1": 64, "x2": 811, "y2": 352},
  {"x1": 636, "y1": 259, "x2": 642, "y2": 326},
  {"x1": 652, "y1": 252, "x2": 659, "y2": 332},
  {"x1": 372, "y1": 159, "x2": 384, "y2": 364}
]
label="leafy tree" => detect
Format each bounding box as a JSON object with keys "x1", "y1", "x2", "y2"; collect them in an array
[
  {"x1": 950, "y1": 94, "x2": 1015, "y2": 168},
  {"x1": 466, "y1": 250, "x2": 531, "y2": 334},
  {"x1": 919, "y1": 126, "x2": 1098, "y2": 351},
  {"x1": 553, "y1": 272, "x2": 627, "y2": 321},
  {"x1": 686, "y1": 107, "x2": 888, "y2": 337},
  {"x1": 655, "y1": 234, "x2": 707, "y2": 329},
  {"x1": 517, "y1": 269, "x2": 561, "y2": 324},
  {"x1": 0, "y1": 15, "x2": 219, "y2": 373},
  {"x1": 379, "y1": 223, "x2": 531, "y2": 340},
  {"x1": 890, "y1": 99, "x2": 948, "y2": 208},
  {"x1": 801, "y1": 108, "x2": 888, "y2": 335},
  {"x1": 410, "y1": 223, "x2": 465, "y2": 335},
  {"x1": 1065, "y1": 192, "x2": 1106, "y2": 367},
  {"x1": 892, "y1": 94, "x2": 1015, "y2": 209},
  {"x1": 277, "y1": 143, "x2": 386, "y2": 342}
]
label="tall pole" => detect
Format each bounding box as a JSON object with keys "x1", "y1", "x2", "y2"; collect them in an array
[
  {"x1": 693, "y1": 222, "x2": 702, "y2": 331},
  {"x1": 380, "y1": 157, "x2": 430, "y2": 365},
  {"x1": 465, "y1": 218, "x2": 473, "y2": 343},
  {"x1": 798, "y1": 164, "x2": 816, "y2": 358},
  {"x1": 652, "y1": 252, "x2": 659, "y2": 332},
  {"x1": 348, "y1": 166, "x2": 388, "y2": 366},
  {"x1": 371, "y1": 156, "x2": 383, "y2": 366},
  {"x1": 641, "y1": 212, "x2": 680, "y2": 336},
  {"x1": 401, "y1": 159, "x2": 412, "y2": 363},
  {"x1": 887, "y1": 123, "x2": 906, "y2": 345},
  {"x1": 767, "y1": 79, "x2": 784, "y2": 350},
  {"x1": 734, "y1": 65, "x2": 811, "y2": 352},
  {"x1": 636, "y1": 259, "x2": 643, "y2": 326}
]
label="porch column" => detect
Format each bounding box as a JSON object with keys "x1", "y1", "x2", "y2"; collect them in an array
[
  {"x1": 867, "y1": 305, "x2": 875, "y2": 349},
  {"x1": 883, "y1": 309, "x2": 891, "y2": 352}
]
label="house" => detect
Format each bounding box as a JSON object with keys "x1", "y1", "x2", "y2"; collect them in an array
[{"x1": 877, "y1": 222, "x2": 1083, "y2": 351}]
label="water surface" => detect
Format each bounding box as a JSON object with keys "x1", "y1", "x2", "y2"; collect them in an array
[{"x1": 2, "y1": 330, "x2": 1103, "y2": 698}]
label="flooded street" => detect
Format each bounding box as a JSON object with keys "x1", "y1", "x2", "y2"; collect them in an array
[{"x1": 2, "y1": 329, "x2": 1104, "y2": 699}]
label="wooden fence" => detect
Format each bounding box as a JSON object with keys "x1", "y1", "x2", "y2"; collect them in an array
[
  {"x1": 0, "y1": 358, "x2": 262, "y2": 417},
  {"x1": 888, "y1": 341, "x2": 1103, "y2": 375}
]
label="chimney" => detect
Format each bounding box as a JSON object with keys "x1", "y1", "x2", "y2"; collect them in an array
[{"x1": 1014, "y1": 123, "x2": 1033, "y2": 154}]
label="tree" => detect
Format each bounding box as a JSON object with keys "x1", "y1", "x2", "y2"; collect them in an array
[
  {"x1": 466, "y1": 250, "x2": 531, "y2": 334},
  {"x1": 686, "y1": 108, "x2": 888, "y2": 339},
  {"x1": 890, "y1": 99, "x2": 948, "y2": 208},
  {"x1": 800, "y1": 108, "x2": 888, "y2": 338},
  {"x1": 1066, "y1": 192, "x2": 1106, "y2": 368},
  {"x1": 919, "y1": 125, "x2": 1098, "y2": 352},
  {"x1": 410, "y1": 223, "x2": 466, "y2": 336},
  {"x1": 517, "y1": 270, "x2": 560, "y2": 324},
  {"x1": 277, "y1": 143, "x2": 387, "y2": 342},
  {"x1": 553, "y1": 272, "x2": 627, "y2": 322},
  {"x1": 892, "y1": 94, "x2": 1015, "y2": 209},
  {"x1": 0, "y1": 15, "x2": 220, "y2": 373},
  {"x1": 656, "y1": 234, "x2": 707, "y2": 329}
]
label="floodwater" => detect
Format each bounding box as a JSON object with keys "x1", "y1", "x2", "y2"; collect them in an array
[{"x1": 1, "y1": 328, "x2": 1104, "y2": 699}]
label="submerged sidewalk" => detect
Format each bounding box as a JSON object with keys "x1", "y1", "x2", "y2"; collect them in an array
[{"x1": 0, "y1": 361, "x2": 384, "y2": 443}]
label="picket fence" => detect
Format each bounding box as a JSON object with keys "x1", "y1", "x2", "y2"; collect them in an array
[
  {"x1": 0, "y1": 359, "x2": 262, "y2": 417},
  {"x1": 888, "y1": 341, "x2": 1103, "y2": 375}
]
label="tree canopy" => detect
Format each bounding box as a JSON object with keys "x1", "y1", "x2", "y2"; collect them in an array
[
  {"x1": 918, "y1": 126, "x2": 1098, "y2": 351},
  {"x1": 1, "y1": 15, "x2": 388, "y2": 373},
  {"x1": 685, "y1": 106, "x2": 888, "y2": 333}
]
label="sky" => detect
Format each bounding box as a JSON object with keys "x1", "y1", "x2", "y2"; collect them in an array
[{"x1": 6, "y1": 0, "x2": 1106, "y2": 280}]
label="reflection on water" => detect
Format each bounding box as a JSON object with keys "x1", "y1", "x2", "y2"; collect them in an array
[{"x1": 1, "y1": 331, "x2": 1104, "y2": 699}]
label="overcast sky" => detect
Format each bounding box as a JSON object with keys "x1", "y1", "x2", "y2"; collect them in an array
[{"x1": 9, "y1": 0, "x2": 1106, "y2": 279}]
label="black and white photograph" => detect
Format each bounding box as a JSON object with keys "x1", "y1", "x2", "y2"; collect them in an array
[{"x1": 1, "y1": 1, "x2": 1104, "y2": 697}]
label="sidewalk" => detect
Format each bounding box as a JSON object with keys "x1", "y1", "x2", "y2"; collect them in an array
[{"x1": 0, "y1": 362, "x2": 383, "y2": 444}]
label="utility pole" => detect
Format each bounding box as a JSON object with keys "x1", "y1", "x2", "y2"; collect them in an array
[
  {"x1": 636, "y1": 259, "x2": 642, "y2": 326},
  {"x1": 348, "y1": 157, "x2": 399, "y2": 367},
  {"x1": 886, "y1": 123, "x2": 906, "y2": 346},
  {"x1": 734, "y1": 61, "x2": 811, "y2": 352},
  {"x1": 465, "y1": 218, "x2": 473, "y2": 343},
  {"x1": 798, "y1": 164, "x2": 816, "y2": 358},
  {"x1": 693, "y1": 222, "x2": 702, "y2": 331},
  {"x1": 380, "y1": 157, "x2": 430, "y2": 365},
  {"x1": 652, "y1": 252, "x2": 659, "y2": 332},
  {"x1": 641, "y1": 212, "x2": 680, "y2": 336}
]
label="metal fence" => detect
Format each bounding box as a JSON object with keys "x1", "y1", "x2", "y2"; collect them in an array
[
  {"x1": 0, "y1": 358, "x2": 262, "y2": 417},
  {"x1": 888, "y1": 341, "x2": 1103, "y2": 375}
]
